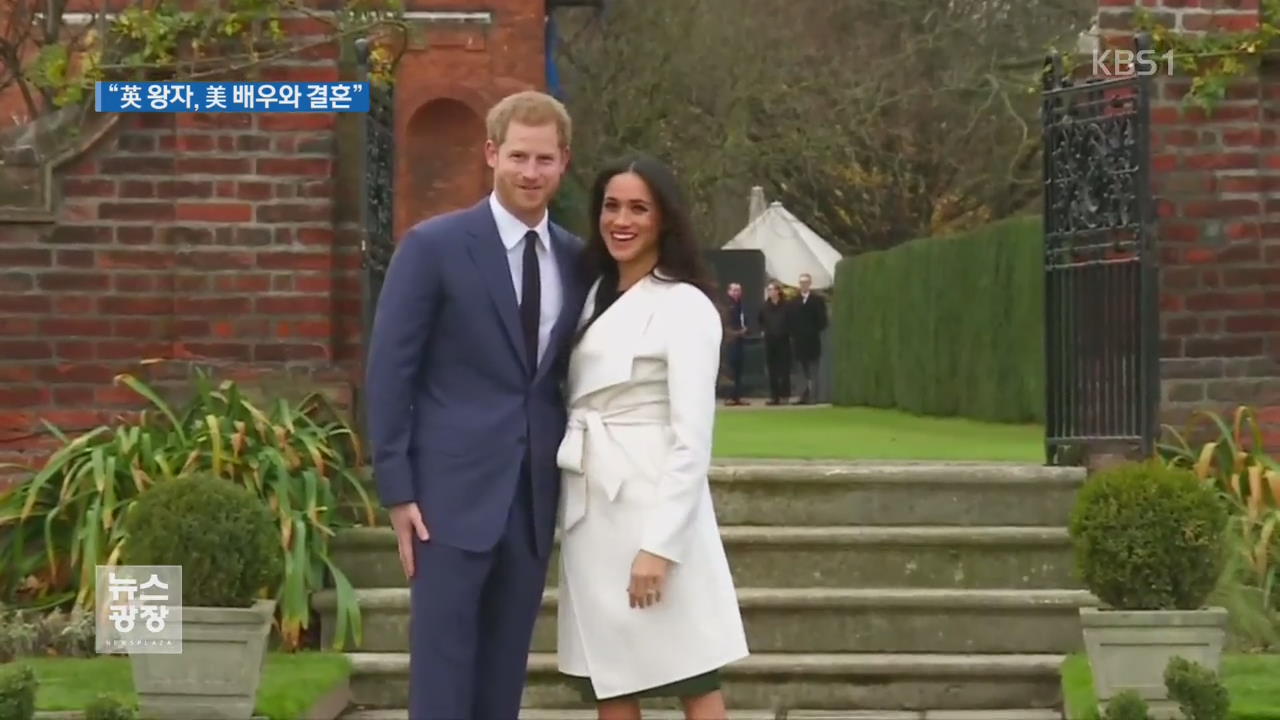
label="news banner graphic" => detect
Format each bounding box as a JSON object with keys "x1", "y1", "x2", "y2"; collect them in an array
[
  {"x1": 94, "y1": 81, "x2": 370, "y2": 113},
  {"x1": 95, "y1": 565, "x2": 182, "y2": 654}
]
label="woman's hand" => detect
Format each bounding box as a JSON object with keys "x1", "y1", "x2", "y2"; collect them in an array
[{"x1": 628, "y1": 550, "x2": 672, "y2": 609}]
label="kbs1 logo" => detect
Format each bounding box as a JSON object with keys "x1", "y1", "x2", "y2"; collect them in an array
[{"x1": 1092, "y1": 47, "x2": 1176, "y2": 77}]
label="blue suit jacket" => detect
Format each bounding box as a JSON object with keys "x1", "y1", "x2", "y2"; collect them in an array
[{"x1": 364, "y1": 198, "x2": 589, "y2": 559}]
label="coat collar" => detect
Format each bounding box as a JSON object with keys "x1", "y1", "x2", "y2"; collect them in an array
[{"x1": 568, "y1": 273, "x2": 666, "y2": 403}]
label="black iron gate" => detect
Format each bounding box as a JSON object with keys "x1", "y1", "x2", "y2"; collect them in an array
[
  {"x1": 355, "y1": 38, "x2": 396, "y2": 336},
  {"x1": 1040, "y1": 33, "x2": 1160, "y2": 465}
]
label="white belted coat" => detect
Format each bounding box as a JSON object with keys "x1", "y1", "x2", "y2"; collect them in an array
[{"x1": 554, "y1": 273, "x2": 749, "y2": 700}]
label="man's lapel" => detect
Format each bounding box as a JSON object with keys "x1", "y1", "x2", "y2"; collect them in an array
[
  {"x1": 465, "y1": 200, "x2": 528, "y2": 370},
  {"x1": 536, "y1": 224, "x2": 585, "y2": 383}
]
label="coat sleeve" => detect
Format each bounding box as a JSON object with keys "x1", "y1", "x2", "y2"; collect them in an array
[
  {"x1": 640, "y1": 285, "x2": 722, "y2": 563},
  {"x1": 364, "y1": 225, "x2": 442, "y2": 508}
]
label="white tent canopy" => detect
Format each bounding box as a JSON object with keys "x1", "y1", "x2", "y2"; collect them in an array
[{"x1": 721, "y1": 200, "x2": 843, "y2": 289}]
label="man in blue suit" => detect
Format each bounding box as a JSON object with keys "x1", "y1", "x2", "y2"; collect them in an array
[{"x1": 364, "y1": 90, "x2": 587, "y2": 720}]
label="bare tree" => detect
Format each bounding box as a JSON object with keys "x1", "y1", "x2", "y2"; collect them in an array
[{"x1": 552, "y1": 0, "x2": 1094, "y2": 253}]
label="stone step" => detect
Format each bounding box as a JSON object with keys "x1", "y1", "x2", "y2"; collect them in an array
[
  {"x1": 330, "y1": 525, "x2": 1079, "y2": 590},
  {"x1": 344, "y1": 462, "x2": 1085, "y2": 529},
  {"x1": 706, "y1": 462, "x2": 1082, "y2": 527},
  {"x1": 343, "y1": 651, "x2": 1066, "y2": 711},
  {"x1": 342, "y1": 708, "x2": 1064, "y2": 719},
  {"x1": 314, "y1": 587, "x2": 1096, "y2": 654}
]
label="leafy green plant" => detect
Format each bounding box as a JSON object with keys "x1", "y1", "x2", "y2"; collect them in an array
[
  {"x1": 1103, "y1": 690, "x2": 1150, "y2": 720},
  {"x1": 84, "y1": 694, "x2": 137, "y2": 720},
  {"x1": 1162, "y1": 405, "x2": 1280, "y2": 613},
  {"x1": 0, "y1": 663, "x2": 37, "y2": 720},
  {"x1": 123, "y1": 473, "x2": 282, "y2": 607},
  {"x1": 0, "y1": 605, "x2": 95, "y2": 661},
  {"x1": 1206, "y1": 516, "x2": 1280, "y2": 652},
  {"x1": 0, "y1": 607, "x2": 38, "y2": 662},
  {"x1": 0, "y1": 367, "x2": 376, "y2": 649},
  {"x1": 1069, "y1": 459, "x2": 1229, "y2": 610},
  {"x1": 1165, "y1": 656, "x2": 1230, "y2": 720}
]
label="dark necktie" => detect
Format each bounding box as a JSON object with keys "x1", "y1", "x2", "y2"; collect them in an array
[{"x1": 520, "y1": 230, "x2": 541, "y2": 376}]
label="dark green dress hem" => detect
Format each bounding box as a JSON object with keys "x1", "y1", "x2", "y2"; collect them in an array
[{"x1": 562, "y1": 668, "x2": 721, "y2": 702}]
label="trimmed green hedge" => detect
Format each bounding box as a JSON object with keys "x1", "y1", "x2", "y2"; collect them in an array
[{"x1": 830, "y1": 214, "x2": 1044, "y2": 424}]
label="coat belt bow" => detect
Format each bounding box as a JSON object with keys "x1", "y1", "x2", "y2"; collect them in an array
[{"x1": 556, "y1": 403, "x2": 667, "y2": 533}]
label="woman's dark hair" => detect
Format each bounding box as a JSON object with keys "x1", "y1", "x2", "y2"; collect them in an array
[{"x1": 580, "y1": 154, "x2": 718, "y2": 302}]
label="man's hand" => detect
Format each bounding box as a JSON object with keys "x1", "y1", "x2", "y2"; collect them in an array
[
  {"x1": 389, "y1": 502, "x2": 429, "y2": 579},
  {"x1": 628, "y1": 550, "x2": 672, "y2": 609}
]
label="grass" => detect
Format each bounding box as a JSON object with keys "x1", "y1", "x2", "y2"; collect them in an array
[
  {"x1": 1062, "y1": 652, "x2": 1280, "y2": 720},
  {"x1": 17, "y1": 651, "x2": 350, "y2": 720},
  {"x1": 713, "y1": 405, "x2": 1044, "y2": 462}
]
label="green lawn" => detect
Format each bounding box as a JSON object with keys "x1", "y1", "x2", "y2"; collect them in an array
[
  {"x1": 17, "y1": 651, "x2": 349, "y2": 720},
  {"x1": 713, "y1": 405, "x2": 1044, "y2": 462},
  {"x1": 1062, "y1": 653, "x2": 1280, "y2": 720}
]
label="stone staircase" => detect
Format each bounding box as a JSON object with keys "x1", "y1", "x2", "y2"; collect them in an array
[{"x1": 315, "y1": 461, "x2": 1095, "y2": 719}]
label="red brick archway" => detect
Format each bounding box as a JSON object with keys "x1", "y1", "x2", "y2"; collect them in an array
[
  {"x1": 390, "y1": 2, "x2": 548, "y2": 238},
  {"x1": 402, "y1": 97, "x2": 488, "y2": 228}
]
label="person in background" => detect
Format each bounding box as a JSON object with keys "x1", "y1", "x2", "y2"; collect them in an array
[
  {"x1": 788, "y1": 272, "x2": 827, "y2": 404},
  {"x1": 758, "y1": 280, "x2": 791, "y2": 405},
  {"x1": 723, "y1": 282, "x2": 749, "y2": 406}
]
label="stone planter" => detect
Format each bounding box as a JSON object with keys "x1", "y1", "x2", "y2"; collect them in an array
[
  {"x1": 1080, "y1": 605, "x2": 1228, "y2": 719},
  {"x1": 130, "y1": 599, "x2": 276, "y2": 720}
]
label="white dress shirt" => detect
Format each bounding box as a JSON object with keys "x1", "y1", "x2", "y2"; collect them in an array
[{"x1": 489, "y1": 192, "x2": 563, "y2": 367}]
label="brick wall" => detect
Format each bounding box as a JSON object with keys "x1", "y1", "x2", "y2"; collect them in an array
[
  {"x1": 0, "y1": 112, "x2": 363, "y2": 487},
  {"x1": 1096, "y1": 0, "x2": 1280, "y2": 449},
  {"x1": 0, "y1": 1, "x2": 549, "y2": 492}
]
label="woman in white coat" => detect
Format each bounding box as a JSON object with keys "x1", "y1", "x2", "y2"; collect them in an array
[{"x1": 554, "y1": 154, "x2": 749, "y2": 720}]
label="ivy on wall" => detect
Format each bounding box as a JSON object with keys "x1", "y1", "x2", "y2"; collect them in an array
[
  {"x1": 1135, "y1": 0, "x2": 1280, "y2": 111},
  {"x1": 1036, "y1": 0, "x2": 1278, "y2": 116},
  {"x1": 23, "y1": 0, "x2": 406, "y2": 113}
]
